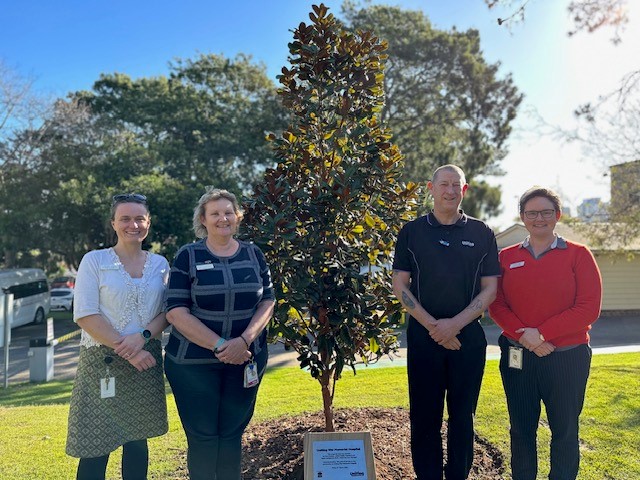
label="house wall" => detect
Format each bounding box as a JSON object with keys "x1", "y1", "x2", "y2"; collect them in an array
[{"x1": 595, "y1": 253, "x2": 640, "y2": 310}]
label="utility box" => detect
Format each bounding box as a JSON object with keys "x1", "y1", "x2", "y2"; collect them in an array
[
  {"x1": 28, "y1": 338, "x2": 56, "y2": 382},
  {"x1": 28, "y1": 318, "x2": 56, "y2": 382}
]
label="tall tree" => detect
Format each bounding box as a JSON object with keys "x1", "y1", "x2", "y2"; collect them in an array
[
  {"x1": 1, "y1": 54, "x2": 286, "y2": 268},
  {"x1": 0, "y1": 61, "x2": 51, "y2": 267},
  {"x1": 85, "y1": 53, "x2": 286, "y2": 193},
  {"x1": 343, "y1": 4, "x2": 523, "y2": 218},
  {"x1": 243, "y1": 3, "x2": 420, "y2": 432}
]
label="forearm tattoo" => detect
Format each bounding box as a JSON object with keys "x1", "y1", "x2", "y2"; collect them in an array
[
  {"x1": 402, "y1": 291, "x2": 416, "y2": 309},
  {"x1": 465, "y1": 297, "x2": 483, "y2": 312}
]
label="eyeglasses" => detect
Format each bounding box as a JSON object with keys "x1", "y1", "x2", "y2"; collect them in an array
[
  {"x1": 112, "y1": 193, "x2": 147, "y2": 204},
  {"x1": 523, "y1": 209, "x2": 555, "y2": 220}
]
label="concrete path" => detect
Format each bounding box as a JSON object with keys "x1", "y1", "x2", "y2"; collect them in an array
[{"x1": 2, "y1": 314, "x2": 639, "y2": 385}]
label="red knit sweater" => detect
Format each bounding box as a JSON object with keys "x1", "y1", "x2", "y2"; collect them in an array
[{"x1": 488, "y1": 240, "x2": 602, "y2": 347}]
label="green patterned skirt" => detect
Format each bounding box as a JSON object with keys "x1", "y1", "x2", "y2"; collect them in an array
[{"x1": 66, "y1": 340, "x2": 168, "y2": 458}]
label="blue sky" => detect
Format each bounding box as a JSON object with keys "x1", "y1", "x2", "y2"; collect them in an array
[{"x1": 3, "y1": 0, "x2": 638, "y2": 228}]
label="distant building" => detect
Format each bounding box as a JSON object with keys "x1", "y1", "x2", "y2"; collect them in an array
[{"x1": 577, "y1": 198, "x2": 609, "y2": 223}]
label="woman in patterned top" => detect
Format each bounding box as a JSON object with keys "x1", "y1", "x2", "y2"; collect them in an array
[
  {"x1": 66, "y1": 193, "x2": 169, "y2": 479},
  {"x1": 164, "y1": 187, "x2": 275, "y2": 480}
]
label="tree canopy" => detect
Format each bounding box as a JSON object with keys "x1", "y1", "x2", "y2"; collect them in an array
[
  {"x1": 0, "y1": 54, "x2": 285, "y2": 269},
  {"x1": 344, "y1": 3, "x2": 523, "y2": 218}
]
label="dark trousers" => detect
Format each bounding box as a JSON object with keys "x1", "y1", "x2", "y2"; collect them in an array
[
  {"x1": 407, "y1": 319, "x2": 486, "y2": 480},
  {"x1": 165, "y1": 347, "x2": 267, "y2": 480},
  {"x1": 76, "y1": 439, "x2": 148, "y2": 480},
  {"x1": 499, "y1": 335, "x2": 591, "y2": 480}
]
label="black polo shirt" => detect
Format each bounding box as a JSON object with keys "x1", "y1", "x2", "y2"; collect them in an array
[{"x1": 393, "y1": 211, "x2": 500, "y2": 320}]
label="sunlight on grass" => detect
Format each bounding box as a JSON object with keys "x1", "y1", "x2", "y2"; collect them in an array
[{"x1": 0, "y1": 353, "x2": 637, "y2": 479}]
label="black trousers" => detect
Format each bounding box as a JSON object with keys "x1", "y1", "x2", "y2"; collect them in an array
[
  {"x1": 499, "y1": 335, "x2": 591, "y2": 480},
  {"x1": 165, "y1": 347, "x2": 267, "y2": 480},
  {"x1": 407, "y1": 319, "x2": 487, "y2": 480},
  {"x1": 76, "y1": 439, "x2": 148, "y2": 480}
]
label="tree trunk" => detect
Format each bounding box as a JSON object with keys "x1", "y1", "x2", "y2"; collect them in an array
[{"x1": 320, "y1": 368, "x2": 335, "y2": 432}]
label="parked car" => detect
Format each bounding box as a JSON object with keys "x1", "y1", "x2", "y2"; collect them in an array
[
  {"x1": 50, "y1": 275, "x2": 75, "y2": 289},
  {"x1": 49, "y1": 287, "x2": 74, "y2": 311},
  {"x1": 0, "y1": 268, "x2": 51, "y2": 331}
]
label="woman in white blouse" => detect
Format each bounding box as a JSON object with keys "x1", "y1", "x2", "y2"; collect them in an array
[{"x1": 66, "y1": 194, "x2": 169, "y2": 480}]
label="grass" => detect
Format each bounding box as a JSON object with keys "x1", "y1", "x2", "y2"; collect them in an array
[{"x1": 0, "y1": 354, "x2": 638, "y2": 479}]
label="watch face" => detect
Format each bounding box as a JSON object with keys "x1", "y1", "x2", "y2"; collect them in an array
[{"x1": 142, "y1": 329, "x2": 152, "y2": 339}]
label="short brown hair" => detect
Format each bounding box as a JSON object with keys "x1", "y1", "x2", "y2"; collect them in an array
[
  {"x1": 110, "y1": 193, "x2": 149, "y2": 220},
  {"x1": 518, "y1": 186, "x2": 561, "y2": 214},
  {"x1": 192, "y1": 187, "x2": 244, "y2": 238}
]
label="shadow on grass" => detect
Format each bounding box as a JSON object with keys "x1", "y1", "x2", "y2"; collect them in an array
[
  {"x1": 0, "y1": 380, "x2": 177, "y2": 408},
  {"x1": 0, "y1": 380, "x2": 74, "y2": 407}
]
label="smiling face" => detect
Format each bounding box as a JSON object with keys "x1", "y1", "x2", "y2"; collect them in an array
[
  {"x1": 201, "y1": 198, "x2": 239, "y2": 240},
  {"x1": 521, "y1": 196, "x2": 561, "y2": 239},
  {"x1": 427, "y1": 168, "x2": 468, "y2": 216},
  {"x1": 111, "y1": 202, "x2": 150, "y2": 245}
]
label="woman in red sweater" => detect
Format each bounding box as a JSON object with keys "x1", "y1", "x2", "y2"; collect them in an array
[{"x1": 489, "y1": 186, "x2": 602, "y2": 480}]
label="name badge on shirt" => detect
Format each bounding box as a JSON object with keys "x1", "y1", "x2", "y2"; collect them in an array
[
  {"x1": 100, "y1": 264, "x2": 120, "y2": 270},
  {"x1": 196, "y1": 263, "x2": 215, "y2": 271},
  {"x1": 509, "y1": 261, "x2": 525, "y2": 269}
]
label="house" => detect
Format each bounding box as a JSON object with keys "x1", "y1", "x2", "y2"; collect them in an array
[{"x1": 495, "y1": 223, "x2": 640, "y2": 312}]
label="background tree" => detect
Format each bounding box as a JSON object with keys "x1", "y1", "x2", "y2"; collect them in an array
[
  {"x1": 243, "y1": 3, "x2": 420, "y2": 432},
  {"x1": 0, "y1": 61, "x2": 52, "y2": 267},
  {"x1": 485, "y1": 0, "x2": 630, "y2": 44},
  {"x1": 0, "y1": 54, "x2": 286, "y2": 269},
  {"x1": 85, "y1": 53, "x2": 286, "y2": 194},
  {"x1": 486, "y1": 0, "x2": 640, "y2": 245},
  {"x1": 343, "y1": 3, "x2": 523, "y2": 218}
]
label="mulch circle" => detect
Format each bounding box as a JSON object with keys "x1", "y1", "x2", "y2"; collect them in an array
[{"x1": 240, "y1": 407, "x2": 506, "y2": 479}]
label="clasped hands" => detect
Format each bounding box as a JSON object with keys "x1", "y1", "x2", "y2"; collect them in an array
[
  {"x1": 214, "y1": 337, "x2": 252, "y2": 365},
  {"x1": 113, "y1": 334, "x2": 156, "y2": 372},
  {"x1": 428, "y1": 318, "x2": 462, "y2": 350},
  {"x1": 516, "y1": 327, "x2": 556, "y2": 357}
]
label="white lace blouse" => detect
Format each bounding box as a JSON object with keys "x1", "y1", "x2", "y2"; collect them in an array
[{"x1": 73, "y1": 248, "x2": 169, "y2": 348}]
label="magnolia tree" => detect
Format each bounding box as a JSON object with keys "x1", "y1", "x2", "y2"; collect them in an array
[{"x1": 243, "y1": 4, "x2": 420, "y2": 432}]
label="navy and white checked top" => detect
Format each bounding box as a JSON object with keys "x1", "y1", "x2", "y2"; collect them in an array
[{"x1": 164, "y1": 239, "x2": 274, "y2": 364}]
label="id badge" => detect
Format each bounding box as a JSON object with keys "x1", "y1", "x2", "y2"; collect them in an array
[
  {"x1": 508, "y1": 346, "x2": 523, "y2": 370},
  {"x1": 243, "y1": 361, "x2": 259, "y2": 388},
  {"x1": 101, "y1": 377, "x2": 116, "y2": 398}
]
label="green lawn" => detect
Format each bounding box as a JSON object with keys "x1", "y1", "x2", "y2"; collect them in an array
[{"x1": 0, "y1": 353, "x2": 638, "y2": 479}]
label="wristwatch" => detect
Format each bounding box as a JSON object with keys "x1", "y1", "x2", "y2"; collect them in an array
[
  {"x1": 140, "y1": 329, "x2": 152, "y2": 344},
  {"x1": 539, "y1": 332, "x2": 545, "y2": 342}
]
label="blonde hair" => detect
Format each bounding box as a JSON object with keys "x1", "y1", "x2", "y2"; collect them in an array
[{"x1": 192, "y1": 187, "x2": 244, "y2": 238}]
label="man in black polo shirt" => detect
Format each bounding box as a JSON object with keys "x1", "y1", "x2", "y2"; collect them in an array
[{"x1": 392, "y1": 164, "x2": 500, "y2": 480}]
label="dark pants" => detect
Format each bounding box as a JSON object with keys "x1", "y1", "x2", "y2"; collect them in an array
[
  {"x1": 165, "y1": 347, "x2": 267, "y2": 480},
  {"x1": 407, "y1": 318, "x2": 486, "y2": 480},
  {"x1": 499, "y1": 335, "x2": 591, "y2": 480},
  {"x1": 76, "y1": 439, "x2": 148, "y2": 480}
]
